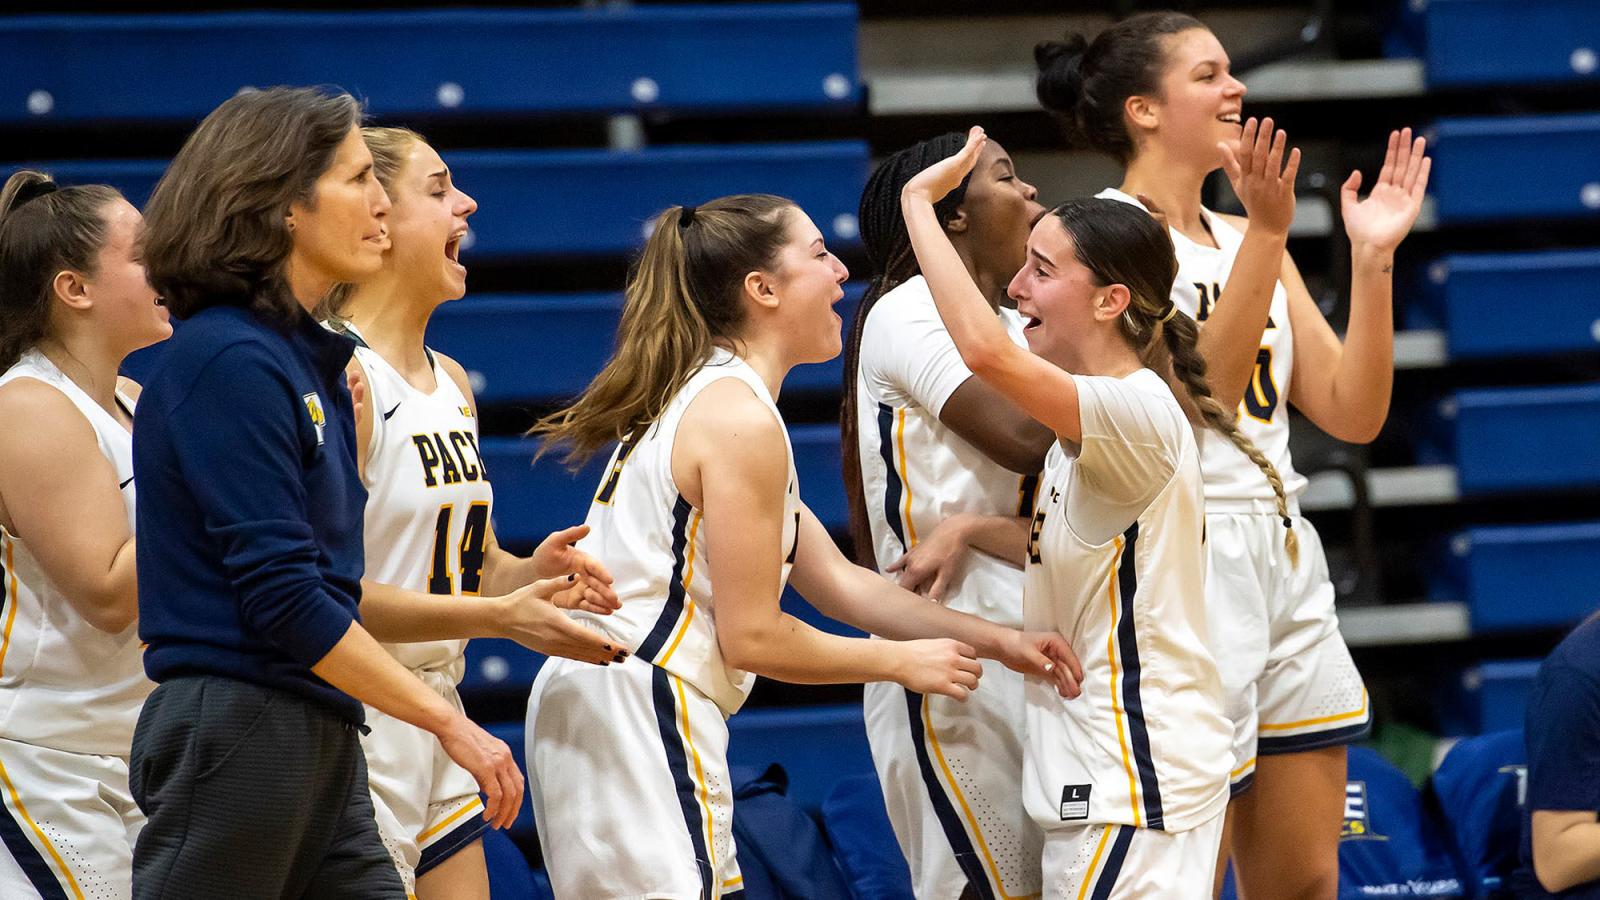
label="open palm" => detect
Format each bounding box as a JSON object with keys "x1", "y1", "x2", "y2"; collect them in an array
[{"x1": 1341, "y1": 127, "x2": 1431, "y2": 251}]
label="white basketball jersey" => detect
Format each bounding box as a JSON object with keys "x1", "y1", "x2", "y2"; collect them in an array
[
  {"x1": 1098, "y1": 188, "x2": 1305, "y2": 509},
  {"x1": 0, "y1": 350, "x2": 150, "y2": 755},
  {"x1": 855, "y1": 275, "x2": 1034, "y2": 626},
  {"x1": 571, "y1": 351, "x2": 798, "y2": 717},
  {"x1": 352, "y1": 334, "x2": 492, "y2": 682},
  {"x1": 1021, "y1": 370, "x2": 1231, "y2": 833}
]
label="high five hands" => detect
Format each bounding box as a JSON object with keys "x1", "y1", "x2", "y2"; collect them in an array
[
  {"x1": 1219, "y1": 116, "x2": 1300, "y2": 235},
  {"x1": 1341, "y1": 127, "x2": 1431, "y2": 253}
]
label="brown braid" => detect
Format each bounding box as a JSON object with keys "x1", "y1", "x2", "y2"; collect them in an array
[{"x1": 1054, "y1": 198, "x2": 1299, "y2": 565}]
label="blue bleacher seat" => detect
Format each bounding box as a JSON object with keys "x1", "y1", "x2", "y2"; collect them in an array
[
  {"x1": 484, "y1": 826, "x2": 547, "y2": 900},
  {"x1": 25, "y1": 141, "x2": 869, "y2": 259},
  {"x1": 1420, "y1": 385, "x2": 1600, "y2": 493},
  {"x1": 1424, "y1": 0, "x2": 1600, "y2": 88},
  {"x1": 731, "y1": 764, "x2": 855, "y2": 899},
  {"x1": 1339, "y1": 747, "x2": 1465, "y2": 899},
  {"x1": 481, "y1": 425, "x2": 851, "y2": 550},
  {"x1": 727, "y1": 703, "x2": 875, "y2": 812},
  {"x1": 1430, "y1": 522, "x2": 1600, "y2": 633},
  {"x1": 0, "y1": 6, "x2": 858, "y2": 123},
  {"x1": 1429, "y1": 114, "x2": 1600, "y2": 224},
  {"x1": 461, "y1": 638, "x2": 546, "y2": 700},
  {"x1": 1439, "y1": 661, "x2": 1541, "y2": 736},
  {"x1": 821, "y1": 773, "x2": 916, "y2": 900},
  {"x1": 1429, "y1": 729, "x2": 1526, "y2": 896},
  {"x1": 426, "y1": 287, "x2": 865, "y2": 406},
  {"x1": 1406, "y1": 249, "x2": 1600, "y2": 359}
]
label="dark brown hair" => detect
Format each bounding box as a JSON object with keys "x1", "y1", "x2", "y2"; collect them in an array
[
  {"x1": 531, "y1": 194, "x2": 797, "y2": 466},
  {"x1": 1051, "y1": 197, "x2": 1298, "y2": 563},
  {"x1": 140, "y1": 86, "x2": 361, "y2": 321},
  {"x1": 840, "y1": 133, "x2": 974, "y2": 564},
  {"x1": 1035, "y1": 12, "x2": 1206, "y2": 164},
  {"x1": 0, "y1": 170, "x2": 123, "y2": 371}
]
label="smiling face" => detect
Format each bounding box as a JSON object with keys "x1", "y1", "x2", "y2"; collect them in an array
[
  {"x1": 1139, "y1": 27, "x2": 1247, "y2": 170},
  {"x1": 957, "y1": 139, "x2": 1046, "y2": 284},
  {"x1": 760, "y1": 208, "x2": 850, "y2": 365},
  {"x1": 379, "y1": 139, "x2": 478, "y2": 304},
  {"x1": 286, "y1": 126, "x2": 392, "y2": 290},
  {"x1": 1006, "y1": 215, "x2": 1127, "y2": 370},
  {"x1": 86, "y1": 198, "x2": 171, "y2": 353}
]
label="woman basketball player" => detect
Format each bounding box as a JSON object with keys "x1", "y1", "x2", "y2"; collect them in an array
[
  {"x1": 526, "y1": 193, "x2": 1083, "y2": 899},
  {"x1": 0, "y1": 171, "x2": 169, "y2": 898},
  {"x1": 1037, "y1": 14, "x2": 1429, "y2": 896}
]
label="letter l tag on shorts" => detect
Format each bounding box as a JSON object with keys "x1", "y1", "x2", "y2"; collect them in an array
[{"x1": 1061, "y1": 784, "x2": 1091, "y2": 821}]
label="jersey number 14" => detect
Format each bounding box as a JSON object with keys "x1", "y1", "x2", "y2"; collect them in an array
[{"x1": 428, "y1": 501, "x2": 490, "y2": 595}]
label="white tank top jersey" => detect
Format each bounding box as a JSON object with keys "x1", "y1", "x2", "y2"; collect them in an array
[
  {"x1": 350, "y1": 330, "x2": 492, "y2": 683},
  {"x1": 0, "y1": 350, "x2": 150, "y2": 756},
  {"x1": 570, "y1": 350, "x2": 800, "y2": 717},
  {"x1": 855, "y1": 275, "x2": 1036, "y2": 627},
  {"x1": 1097, "y1": 188, "x2": 1306, "y2": 510},
  {"x1": 1021, "y1": 369, "x2": 1231, "y2": 833}
]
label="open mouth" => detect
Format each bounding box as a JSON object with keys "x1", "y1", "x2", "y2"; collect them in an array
[
  {"x1": 445, "y1": 231, "x2": 466, "y2": 269},
  {"x1": 1218, "y1": 113, "x2": 1242, "y2": 125}
]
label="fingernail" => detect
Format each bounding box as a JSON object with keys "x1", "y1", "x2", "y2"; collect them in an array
[
  {"x1": 613, "y1": 652, "x2": 627, "y2": 663},
  {"x1": 567, "y1": 573, "x2": 576, "y2": 582}
]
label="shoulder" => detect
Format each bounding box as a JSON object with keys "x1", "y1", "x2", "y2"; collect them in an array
[
  {"x1": 433, "y1": 351, "x2": 474, "y2": 399},
  {"x1": 684, "y1": 376, "x2": 784, "y2": 437},
  {"x1": 0, "y1": 377, "x2": 97, "y2": 453}
]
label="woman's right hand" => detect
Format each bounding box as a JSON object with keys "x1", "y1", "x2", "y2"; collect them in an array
[
  {"x1": 902, "y1": 125, "x2": 987, "y2": 207},
  {"x1": 435, "y1": 714, "x2": 525, "y2": 830},
  {"x1": 494, "y1": 579, "x2": 626, "y2": 666},
  {"x1": 886, "y1": 513, "x2": 974, "y2": 602},
  {"x1": 890, "y1": 638, "x2": 983, "y2": 700},
  {"x1": 1218, "y1": 116, "x2": 1300, "y2": 236}
]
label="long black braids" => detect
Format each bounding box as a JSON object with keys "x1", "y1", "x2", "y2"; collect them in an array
[{"x1": 840, "y1": 133, "x2": 975, "y2": 565}]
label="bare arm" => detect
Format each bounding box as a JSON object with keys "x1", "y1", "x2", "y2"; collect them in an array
[
  {"x1": 1287, "y1": 129, "x2": 1430, "y2": 444},
  {"x1": 0, "y1": 381, "x2": 136, "y2": 633},
  {"x1": 1532, "y1": 810, "x2": 1600, "y2": 893},
  {"x1": 901, "y1": 127, "x2": 1086, "y2": 444},
  {"x1": 310, "y1": 621, "x2": 523, "y2": 829},
  {"x1": 790, "y1": 505, "x2": 1080, "y2": 698},
  {"x1": 356, "y1": 576, "x2": 619, "y2": 665},
  {"x1": 1196, "y1": 118, "x2": 1297, "y2": 407},
  {"x1": 939, "y1": 377, "x2": 1054, "y2": 474},
  {"x1": 887, "y1": 513, "x2": 1030, "y2": 601}
]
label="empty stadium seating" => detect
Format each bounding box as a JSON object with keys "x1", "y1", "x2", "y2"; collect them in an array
[
  {"x1": 1424, "y1": 0, "x2": 1600, "y2": 88},
  {"x1": 427, "y1": 287, "x2": 865, "y2": 406},
  {"x1": 1407, "y1": 249, "x2": 1600, "y2": 359},
  {"x1": 1428, "y1": 113, "x2": 1600, "y2": 224},
  {"x1": 1420, "y1": 385, "x2": 1600, "y2": 493},
  {"x1": 1430, "y1": 521, "x2": 1600, "y2": 632},
  {"x1": 0, "y1": 6, "x2": 858, "y2": 123},
  {"x1": 1440, "y1": 660, "x2": 1541, "y2": 735}
]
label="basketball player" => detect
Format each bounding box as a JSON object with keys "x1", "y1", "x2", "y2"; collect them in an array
[
  {"x1": 842, "y1": 133, "x2": 1056, "y2": 900},
  {"x1": 0, "y1": 171, "x2": 170, "y2": 899},
  {"x1": 1037, "y1": 15, "x2": 1430, "y2": 895},
  {"x1": 526, "y1": 194, "x2": 1083, "y2": 899},
  {"x1": 902, "y1": 127, "x2": 1272, "y2": 897},
  {"x1": 327, "y1": 126, "x2": 621, "y2": 899}
]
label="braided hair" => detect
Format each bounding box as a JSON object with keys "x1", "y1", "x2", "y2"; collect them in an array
[
  {"x1": 840, "y1": 133, "x2": 975, "y2": 565},
  {"x1": 1052, "y1": 198, "x2": 1299, "y2": 564}
]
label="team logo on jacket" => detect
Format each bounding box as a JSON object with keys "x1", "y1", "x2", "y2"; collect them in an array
[
  {"x1": 1341, "y1": 781, "x2": 1384, "y2": 840},
  {"x1": 303, "y1": 392, "x2": 326, "y2": 445}
]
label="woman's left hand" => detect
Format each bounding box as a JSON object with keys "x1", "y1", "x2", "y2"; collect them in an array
[
  {"x1": 902, "y1": 126, "x2": 987, "y2": 207},
  {"x1": 997, "y1": 629, "x2": 1084, "y2": 699},
  {"x1": 887, "y1": 513, "x2": 973, "y2": 602},
  {"x1": 1341, "y1": 127, "x2": 1431, "y2": 253},
  {"x1": 532, "y1": 524, "x2": 615, "y2": 597}
]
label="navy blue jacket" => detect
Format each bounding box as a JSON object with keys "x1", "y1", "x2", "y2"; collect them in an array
[{"x1": 135, "y1": 305, "x2": 367, "y2": 722}]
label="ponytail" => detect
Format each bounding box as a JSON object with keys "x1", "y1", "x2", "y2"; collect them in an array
[{"x1": 532, "y1": 194, "x2": 796, "y2": 466}]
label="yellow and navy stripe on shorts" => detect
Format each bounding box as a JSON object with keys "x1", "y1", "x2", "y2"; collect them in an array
[
  {"x1": 1076, "y1": 825, "x2": 1135, "y2": 900},
  {"x1": 651, "y1": 667, "x2": 718, "y2": 900}
]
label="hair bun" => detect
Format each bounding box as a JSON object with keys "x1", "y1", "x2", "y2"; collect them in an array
[{"x1": 1034, "y1": 33, "x2": 1090, "y2": 117}]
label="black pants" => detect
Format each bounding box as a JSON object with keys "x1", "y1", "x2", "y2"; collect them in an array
[{"x1": 129, "y1": 677, "x2": 405, "y2": 900}]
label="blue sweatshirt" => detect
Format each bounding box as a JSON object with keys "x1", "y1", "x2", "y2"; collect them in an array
[{"x1": 135, "y1": 305, "x2": 367, "y2": 722}]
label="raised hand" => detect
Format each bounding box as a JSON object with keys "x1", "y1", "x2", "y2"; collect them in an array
[
  {"x1": 902, "y1": 125, "x2": 987, "y2": 207},
  {"x1": 1218, "y1": 116, "x2": 1300, "y2": 236},
  {"x1": 892, "y1": 638, "x2": 984, "y2": 700},
  {"x1": 1341, "y1": 127, "x2": 1431, "y2": 253}
]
